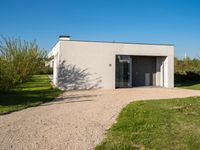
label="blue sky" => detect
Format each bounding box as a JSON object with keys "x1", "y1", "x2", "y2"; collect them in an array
[{"x1": 0, "y1": 0, "x2": 200, "y2": 58}]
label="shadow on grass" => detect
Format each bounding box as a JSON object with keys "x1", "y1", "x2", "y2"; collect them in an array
[
  {"x1": 0, "y1": 88, "x2": 61, "y2": 106},
  {"x1": 0, "y1": 75, "x2": 62, "y2": 115}
]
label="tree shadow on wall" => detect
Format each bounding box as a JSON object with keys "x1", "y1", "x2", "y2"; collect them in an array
[{"x1": 57, "y1": 61, "x2": 102, "y2": 90}]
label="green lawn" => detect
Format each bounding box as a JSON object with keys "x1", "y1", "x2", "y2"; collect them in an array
[
  {"x1": 0, "y1": 75, "x2": 62, "y2": 115},
  {"x1": 176, "y1": 81, "x2": 200, "y2": 90},
  {"x1": 96, "y1": 97, "x2": 200, "y2": 150}
]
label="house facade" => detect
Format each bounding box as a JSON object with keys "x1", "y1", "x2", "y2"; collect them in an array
[{"x1": 48, "y1": 36, "x2": 174, "y2": 90}]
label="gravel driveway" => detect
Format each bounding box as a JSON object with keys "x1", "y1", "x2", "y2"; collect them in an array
[{"x1": 1, "y1": 87, "x2": 200, "y2": 150}]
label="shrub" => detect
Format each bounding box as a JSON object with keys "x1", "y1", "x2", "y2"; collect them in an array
[
  {"x1": 39, "y1": 66, "x2": 53, "y2": 74},
  {"x1": 174, "y1": 57, "x2": 200, "y2": 83},
  {"x1": 0, "y1": 36, "x2": 47, "y2": 91}
]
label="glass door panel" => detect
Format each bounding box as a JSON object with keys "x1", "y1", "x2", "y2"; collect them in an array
[{"x1": 116, "y1": 55, "x2": 132, "y2": 88}]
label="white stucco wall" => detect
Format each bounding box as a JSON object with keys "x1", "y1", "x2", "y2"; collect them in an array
[
  {"x1": 49, "y1": 39, "x2": 174, "y2": 89},
  {"x1": 50, "y1": 42, "x2": 60, "y2": 86}
]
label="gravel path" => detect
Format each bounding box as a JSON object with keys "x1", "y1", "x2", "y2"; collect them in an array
[{"x1": 1, "y1": 87, "x2": 200, "y2": 150}]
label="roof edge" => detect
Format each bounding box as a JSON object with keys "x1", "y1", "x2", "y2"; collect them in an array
[{"x1": 63, "y1": 39, "x2": 174, "y2": 46}]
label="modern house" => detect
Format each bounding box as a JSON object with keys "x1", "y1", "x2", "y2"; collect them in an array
[{"x1": 48, "y1": 36, "x2": 174, "y2": 90}]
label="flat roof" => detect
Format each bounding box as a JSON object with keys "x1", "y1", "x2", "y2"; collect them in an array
[
  {"x1": 50, "y1": 38, "x2": 174, "y2": 53},
  {"x1": 63, "y1": 39, "x2": 174, "y2": 46}
]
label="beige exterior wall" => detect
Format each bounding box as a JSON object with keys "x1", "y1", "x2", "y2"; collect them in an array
[{"x1": 50, "y1": 39, "x2": 174, "y2": 89}]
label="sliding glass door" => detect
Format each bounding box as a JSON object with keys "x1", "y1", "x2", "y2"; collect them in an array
[{"x1": 116, "y1": 55, "x2": 132, "y2": 88}]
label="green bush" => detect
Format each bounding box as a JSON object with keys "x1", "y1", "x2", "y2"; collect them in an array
[
  {"x1": 39, "y1": 66, "x2": 53, "y2": 75},
  {"x1": 0, "y1": 37, "x2": 47, "y2": 91},
  {"x1": 174, "y1": 57, "x2": 200, "y2": 83}
]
